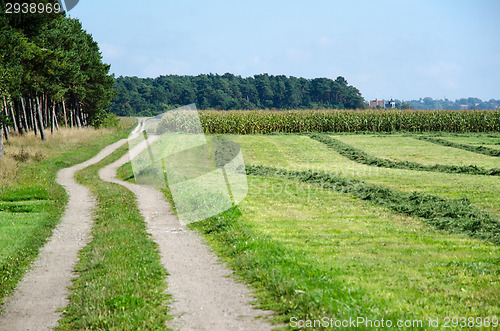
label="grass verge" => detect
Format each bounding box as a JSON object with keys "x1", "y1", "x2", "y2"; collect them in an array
[
  {"x1": 309, "y1": 133, "x2": 499, "y2": 176},
  {"x1": 0, "y1": 123, "x2": 133, "y2": 309},
  {"x1": 56, "y1": 143, "x2": 170, "y2": 330}
]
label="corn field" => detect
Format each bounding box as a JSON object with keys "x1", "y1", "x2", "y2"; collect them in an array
[{"x1": 199, "y1": 109, "x2": 500, "y2": 134}]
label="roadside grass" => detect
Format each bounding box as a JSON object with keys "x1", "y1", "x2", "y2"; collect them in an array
[
  {"x1": 330, "y1": 134, "x2": 499, "y2": 168},
  {"x1": 229, "y1": 134, "x2": 500, "y2": 216},
  {"x1": 0, "y1": 124, "x2": 132, "y2": 309},
  {"x1": 191, "y1": 175, "x2": 500, "y2": 329},
  {"x1": 56, "y1": 143, "x2": 170, "y2": 330}
]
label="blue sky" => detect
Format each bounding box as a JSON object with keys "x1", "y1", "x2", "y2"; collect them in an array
[{"x1": 70, "y1": 0, "x2": 500, "y2": 101}]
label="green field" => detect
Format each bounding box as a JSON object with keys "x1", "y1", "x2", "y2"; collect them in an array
[
  {"x1": 331, "y1": 134, "x2": 499, "y2": 168},
  {"x1": 2, "y1": 113, "x2": 499, "y2": 330},
  {"x1": 228, "y1": 135, "x2": 499, "y2": 216},
  {"x1": 185, "y1": 132, "x2": 500, "y2": 329},
  {"x1": 439, "y1": 135, "x2": 500, "y2": 149},
  {"x1": 199, "y1": 109, "x2": 500, "y2": 134}
]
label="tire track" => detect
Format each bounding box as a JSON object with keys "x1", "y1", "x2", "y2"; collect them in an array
[
  {"x1": 99, "y1": 120, "x2": 275, "y2": 330},
  {"x1": 1, "y1": 120, "x2": 275, "y2": 330},
  {"x1": 0, "y1": 139, "x2": 127, "y2": 331}
]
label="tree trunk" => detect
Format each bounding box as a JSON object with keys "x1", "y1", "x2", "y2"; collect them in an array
[
  {"x1": 0, "y1": 101, "x2": 3, "y2": 161},
  {"x1": 30, "y1": 98, "x2": 38, "y2": 136},
  {"x1": 0, "y1": 126, "x2": 3, "y2": 162},
  {"x1": 51, "y1": 101, "x2": 55, "y2": 134},
  {"x1": 21, "y1": 97, "x2": 29, "y2": 133},
  {"x1": 44, "y1": 94, "x2": 48, "y2": 128},
  {"x1": 82, "y1": 111, "x2": 87, "y2": 126},
  {"x1": 36, "y1": 96, "x2": 47, "y2": 141},
  {"x1": 62, "y1": 97, "x2": 68, "y2": 128},
  {"x1": 3, "y1": 123, "x2": 9, "y2": 141},
  {"x1": 14, "y1": 100, "x2": 24, "y2": 135},
  {"x1": 5, "y1": 97, "x2": 18, "y2": 133},
  {"x1": 76, "y1": 111, "x2": 82, "y2": 129},
  {"x1": 75, "y1": 103, "x2": 82, "y2": 129},
  {"x1": 69, "y1": 106, "x2": 74, "y2": 128},
  {"x1": 53, "y1": 103, "x2": 59, "y2": 131}
]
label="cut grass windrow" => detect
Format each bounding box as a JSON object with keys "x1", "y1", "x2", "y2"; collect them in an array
[
  {"x1": 246, "y1": 165, "x2": 500, "y2": 245},
  {"x1": 229, "y1": 134, "x2": 499, "y2": 215},
  {"x1": 56, "y1": 144, "x2": 170, "y2": 330},
  {"x1": 414, "y1": 136, "x2": 500, "y2": 157},
  {"x1": 190, "y1": 175, "x2": 499, "y2": 330},
  {"x1": 309, "y1": 133, "x2": 500, "y2": 176}
]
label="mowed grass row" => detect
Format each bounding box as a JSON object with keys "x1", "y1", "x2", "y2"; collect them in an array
[
  {"x1": 199, "y1": 109, "x2": 500, "y2": 134},
  {"x1": 438, "y1": 135, "x2": 500, "y2": 150},
  {"x1": 330, "y1": 134, "x2": 499, "y2": 168},
  {"x1": 247, "y1": 164, "x2": 499, "y2": 244},
  {"x1": 56, "y1": 144, "x2": 170, "y2": 329},
  {"x1": 309, "y1": 134, "x2": 498, "y2": 176},
  {"x1": 191, "y1": 174, "x2": 499, "y2": 329},
  {"x1": 415, "y1": 135, "x2": 500, "y2": 157},
  {"x1": 0, "y1": 123, "x2": 134, "y2": 309},
  {"x1": 228, "y1": 135, "x2": 500, "y2": 216}
]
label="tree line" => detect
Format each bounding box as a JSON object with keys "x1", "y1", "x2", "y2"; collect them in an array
[
  {"x1": 406, "y1": 97, "x2": 500, "y2": 110},
  {"x1": 0, "y1": 0, "x2": 115, "y2": 160},
  {"x1": 111, "y1": 73, "x2": 366, "y2": 116}
]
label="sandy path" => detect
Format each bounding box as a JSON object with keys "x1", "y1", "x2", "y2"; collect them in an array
[
  {"x1": 99, "y1": 121, "x2": 275, "y2": 330},
  {"x1": 0, "y1": 139, "x2": 128, "y2": 331},
  {"x1": 1, "y1": 120, "x2": 275, "y2": 330}
]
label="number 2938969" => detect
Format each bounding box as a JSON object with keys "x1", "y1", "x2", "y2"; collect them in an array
[{"x1": 5, "y1": 2, "x2": 62, "y2": 14}]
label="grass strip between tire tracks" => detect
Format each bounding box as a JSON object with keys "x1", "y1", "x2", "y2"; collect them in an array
[
  {"x1": 309, "y1": 133, "x2": 500, "y2": 176},
  {"x1": 246, "y1": 165, "x2": 500, "y2": 245},
  {"x1": 56, "y1": 144, "x2": 170, "y2": 330}
]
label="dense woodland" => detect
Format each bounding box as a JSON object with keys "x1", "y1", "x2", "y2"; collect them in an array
[
  {"x1": 111, "y1": 74, "x2": 366, "y2": 116},
  {"x1": 0, "y1": 0, "x2": 115, "y2": 159}
]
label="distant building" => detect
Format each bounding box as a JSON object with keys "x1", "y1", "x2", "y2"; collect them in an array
[{"x1": 369, "y1": 99, "x2": 385, "y2": 108}]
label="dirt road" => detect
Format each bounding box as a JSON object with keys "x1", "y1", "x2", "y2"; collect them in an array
[
  {"x1": 0, "y1": 139, "x2": 127, "y2": 331},
  {"x1": 0, "y1": 120, "x2": 274, "y2": 330},
  {"x1": 100, "y1": 120, "x2": 274, "y2": 330}
]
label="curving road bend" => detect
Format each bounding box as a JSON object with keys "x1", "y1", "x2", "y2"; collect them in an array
[
  {"x1": 100, "y1": 119, "x2": 274, "y2": 330},
  {"x1": 0, "y1": 119, "x2": 274, "y2": 330}
]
